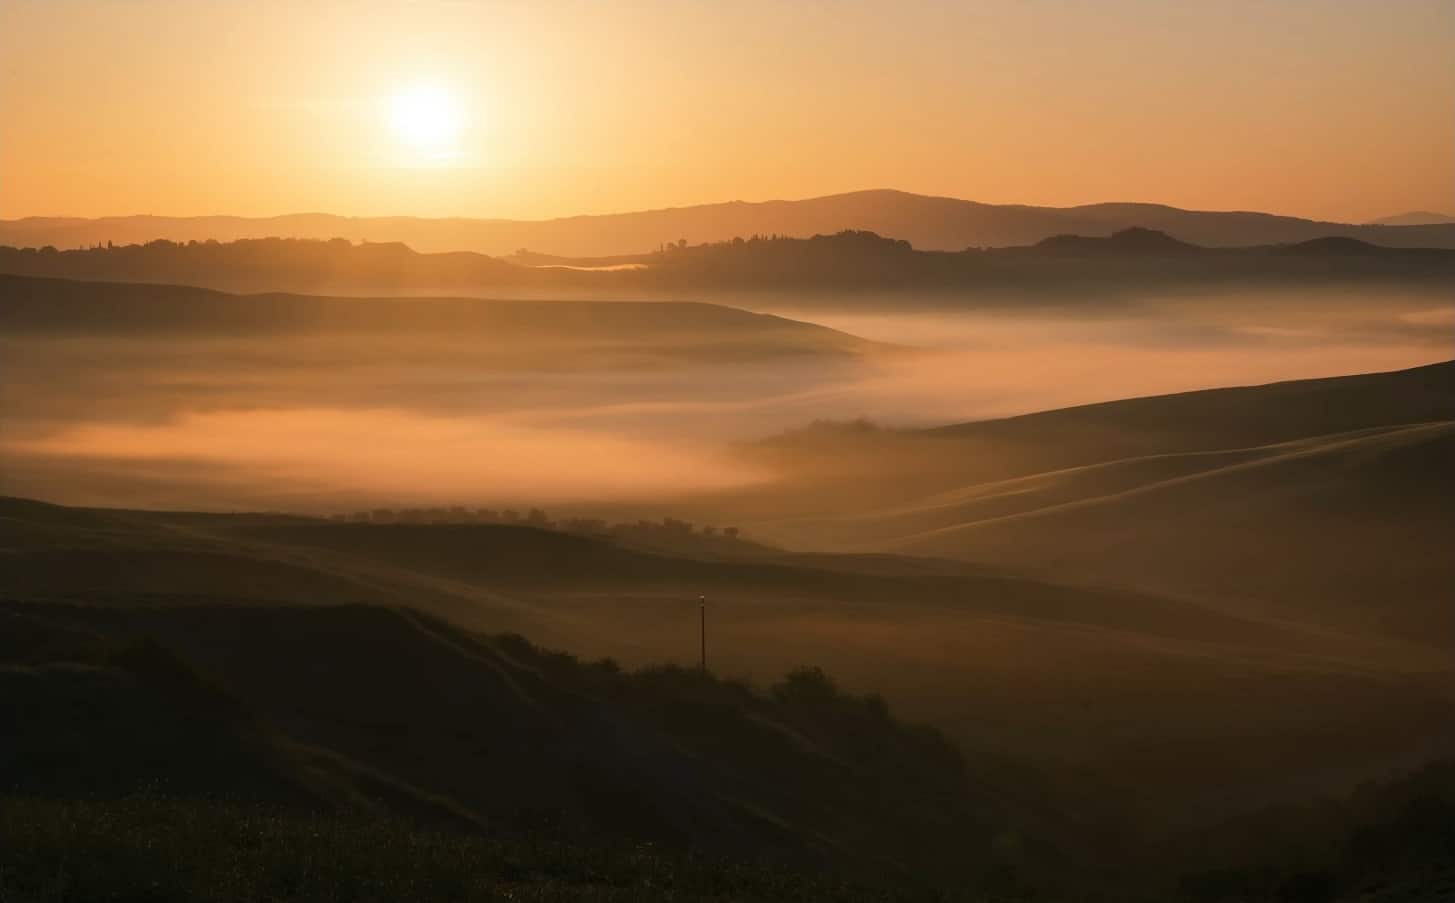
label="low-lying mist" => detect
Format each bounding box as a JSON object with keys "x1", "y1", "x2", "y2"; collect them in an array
[
  {"x1": 773, "y1": 289, "x2": 1454, "y2": 422},
  {"x1": 2, "y1": 281, "x2": 1449, "y2": 515}
]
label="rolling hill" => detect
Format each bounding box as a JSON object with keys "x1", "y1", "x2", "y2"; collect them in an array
[
  {"x1": 730, "y1": 361, "x2": 1455, "y2": 645},
  {"x1": 1, "y1": 594, "x2": 1008, "y2": 893},
  {"x1": 7, "y1": 190, "x2": 1455, "y2": 256},
  {"x1": 880, "y1": 422, "x2": 1455, "y2": 639},
  {"x1": 4, "y1": 490, "x2": 1452, "y2": 848},
  {"x1": 0, "y1": 272, "x2": 880, "y2": 360}
]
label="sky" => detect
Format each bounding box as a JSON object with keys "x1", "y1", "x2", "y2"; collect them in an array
[{"x1": 2, "y1": 0, "x2": 1450, "y2": 223}]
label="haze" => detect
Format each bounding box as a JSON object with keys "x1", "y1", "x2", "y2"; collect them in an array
[
  {"x1": 3, "y1": 281, "x2": 1448, "y2": 511},
  {"x1": 4, "y1": 3, "x2": 1455, "y2": 900},
  {"x1": 3, "y1": 0, "x2": 1451, "y2": 223}
]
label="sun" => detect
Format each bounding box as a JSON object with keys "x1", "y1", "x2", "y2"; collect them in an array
[{"x1": 386, "y1": 82, "x2": 464, "y2": 155}]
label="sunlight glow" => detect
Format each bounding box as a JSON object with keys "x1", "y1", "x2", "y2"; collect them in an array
[{"x1": 386, "y1": 82, "x2": 464, "y2": 157}]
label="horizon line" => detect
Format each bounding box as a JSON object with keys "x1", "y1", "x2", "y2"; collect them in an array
[{"x1": 6, "y1": 187, "x2": 1444, "y2": 228}]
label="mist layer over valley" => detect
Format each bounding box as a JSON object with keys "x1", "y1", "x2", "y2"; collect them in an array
[{"x1": 2, "y1": 267, "x2": 1449, "y2": 513}]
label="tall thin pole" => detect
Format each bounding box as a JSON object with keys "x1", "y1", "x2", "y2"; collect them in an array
[{"x1": 699, "y1": 594, "x2": 707, "y2": 674}]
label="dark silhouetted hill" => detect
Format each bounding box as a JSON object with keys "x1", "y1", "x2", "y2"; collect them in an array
[
  {"x1": 5, "y1": 491, "x2": 1454, "y2": 898},
  {"x1": 8, "y1": 190, "x2": 1455, "y2": 254},
  {"x1": 1170, "y1": 757, "x2": 1455, "y2": 902},
  {"x1": 1274, "y1": 236, "x2": 1385, "y2": 255},
  {"x1": 5, "y1": 488, "x2": 1453, "y2": 865},
  {"x1": 0, "y1": 236, "x2": 524, "y2": 296},
  {"x1": 4, "y1": 228, "x2": 1453, "y2": 302},
  {"x1": 1029, "y1": 227, "x2": 1202, "y2": 256},
  {"x1": 1, "y1": 592, "x2": 1012, "y2": 892},
  {"x1": 0, "y1": 273, "x2": 884, "y2": 362}
]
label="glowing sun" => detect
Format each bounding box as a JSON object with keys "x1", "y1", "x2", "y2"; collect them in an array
[{"x1": 386, "y1": 82, "x2": 464, "y2": 155}]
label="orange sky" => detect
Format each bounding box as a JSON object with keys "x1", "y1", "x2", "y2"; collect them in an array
[{"x1": 2, "y1": 0, "x2": 1450, "y2": 223}]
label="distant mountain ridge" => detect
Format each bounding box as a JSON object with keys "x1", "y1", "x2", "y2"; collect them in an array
[
  {"x1": 7, "y1": 189, "x2": 1455, "y2": 255},
  {"x1": 1368, "y1": 210, "x2": 1455, "y2": 227},
  {"x1": 4, "y1": 228, "x2": 1452, "y2": 303}
]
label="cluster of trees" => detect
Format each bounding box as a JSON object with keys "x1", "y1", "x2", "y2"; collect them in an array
[
  {"x1": 333, "y1": 505, "x2": 551, "y2": 526},
  {"x1": 654, "y1": 230, "x2": 914, "y2": 261},
  {"x1": 639, "y1": 230, "x2": 936, "y2": 289},
  {"x1": 330, "y1": 507, "x2": 743, "y2": 541},
  {"x1": 656, "y1": 232, "x2": 851, "y2": 252},
  {"x1": 17, "y1": 237, "x2": 237, "y2": 254},
  {"x1": 0, "y1": 236, "x2": 521, "y2": 297}
]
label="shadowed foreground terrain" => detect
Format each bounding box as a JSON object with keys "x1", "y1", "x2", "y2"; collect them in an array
[
  {"x1": 0, "y1": 581, "x2": 1024, "y2": 895},
  {"x1": 3, "y1": 480, "x2": 1454, "y2": 899},
  {"x1": 2, "y1": 303, "x2": 1452, "y2": 898},
  {"x1": 0, "y1": 795, "x2": 937, "y2": 903},
  {"x1": 6, "y1": 770, "x2": 1454, "y2": 903}
]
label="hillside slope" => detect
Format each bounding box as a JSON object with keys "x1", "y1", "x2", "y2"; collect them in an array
[
  {"x1": 5, "y1": 493, "x2": 1452, "y2": 844},
  {"x1": 0, "y1": 273, "x2": 880, "y2": 360},
  {"x1": 884, "y1": 422, "x2": 1455, "y2": 640},
  {"x1": 927, "y1": 358, "x2": 1455, "y2": 455},
  {"x1": 735, "y1": 362, "x2": 1455, "y2": 644},
  {"x1": 1, "y1": 597, "x2": 1006, "y2": 890}
]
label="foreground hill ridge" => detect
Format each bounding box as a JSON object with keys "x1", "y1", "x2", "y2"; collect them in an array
[
  {"x1": 0, "y1": 594, "x2": 1007, "y2": 889},
  {"x1": 7, "y1": 188, "x2": 1455, "y2": 256}
]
